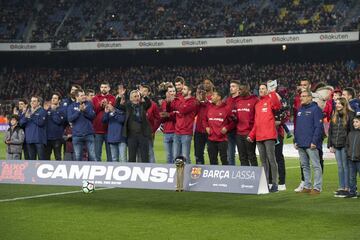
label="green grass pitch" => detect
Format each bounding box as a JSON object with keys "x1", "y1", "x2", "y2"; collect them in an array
[{"x1": 0, "y1": 132, "x2": 359, "y2": 240}]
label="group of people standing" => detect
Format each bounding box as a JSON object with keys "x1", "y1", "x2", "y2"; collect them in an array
[{"x1": 4, "y1": 76, "x2": 360, "y2": 196}]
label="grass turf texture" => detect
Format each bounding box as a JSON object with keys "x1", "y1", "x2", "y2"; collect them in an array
[{"x1": 1, "y1": 133, "x2": 359, "y2": 240}]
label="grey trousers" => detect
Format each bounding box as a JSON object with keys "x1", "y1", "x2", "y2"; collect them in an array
[
  {"x1": 257, "y1": 140, "x2": 278, "y2": 185},
  {"x1": 7, "y1": 153, "x2": 21, "y2": 160}
]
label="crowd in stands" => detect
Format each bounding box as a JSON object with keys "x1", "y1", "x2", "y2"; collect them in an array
[
  {"x1": 1, "y1": 0, "x2": 359, "y2": 43},
  {"x1": 1, "y1": 61, "x2": 359, "y2": 104}
]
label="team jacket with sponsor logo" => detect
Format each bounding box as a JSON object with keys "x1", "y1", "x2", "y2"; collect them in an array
[
  {"x1": 102, "y1": 109, "x2": 126, "y2": 143},
  {"x1": 203, "y1": 102, "x2": 235, "y2": 142},
  {"x1": 46, "y1": 106, "x2": 66, "y2": 140},
  {"x1": 195, "y1": 95, "x2": 212, "y2": 133},
  {"x1": 234, "y1": 95, "x2": 258, "y2": 136},
  {"x1": 171, "y1": 96, "x2": 197, "y2": 135},
  {"x1": 92, "y1": 94, "x2": 116, "y2": 134},
  {"x1": 294, "y1": 101, "x2": 324, "y2": 150},
  {"x1": 67, "y1": 101, "x2": 95, "y2": 137},
  {"x1": 160, "y1": 100, "x2": 175, "y2": 133},
  {"x1": 248, "y1": 92, "x2": 281, "y2": 142},
  {"x1": 146, "y1": 100, "x2": 161, "y2": 134},
  {"x1": 19, "y1": 107, "x2": 47, "y2": 144}
]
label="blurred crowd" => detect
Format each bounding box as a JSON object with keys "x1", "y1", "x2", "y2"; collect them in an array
[{"x1": 0, "y1": 0, "x2": 359, "y2": 43}]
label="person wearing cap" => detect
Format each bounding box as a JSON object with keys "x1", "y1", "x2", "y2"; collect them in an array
[{"x1": 5, "y1": 114, "x2": 25, "y2": 160}]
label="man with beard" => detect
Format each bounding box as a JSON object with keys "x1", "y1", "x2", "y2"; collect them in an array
[
  {"x1": 234, "y1": 82, "x2": 258, "y2": 166},
  {"x1": 92, "y1": 82, "x2": 115, "y2": 161}
]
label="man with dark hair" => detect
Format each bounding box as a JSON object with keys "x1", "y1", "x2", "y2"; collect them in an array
[
  {"x1": 19, "y1": 96, "x2": 47, "y2": 160},
  {"x1": 204, "y1": 89, "x2": 235, "y2": 165},
  {"x1": 174, "y1": 76, "x2": 185, "y2": 98},
  {"x1": 234, "y1": 82, "x2": 258, "y2": 166},
  {"x1": 194, "y1": 78, "x2": 213, "y2": 164},
  {"x1": 17, "y1": 99, "x2": 29, "y2": 160},
  {"x1": 141, "y1": 85, "x2": 160, "y2": 163},
  {"x1": 159, "y1": 84, "x2": 176, "y2": 163},
  {"x1": 62, "y1": 84, "x2": 82, "y2": 109},
  {"x1": 67, "y1": 89, "x2": 96, "y2": 161},
  {"x1": 294, "y1": 90, "x2": 324, "y2": 194},
  {"x1": 92, "y1": 82, "x2": 115, "y2": 161},
  {"x1": 118, "y1": 89, "x2": 152, "y2": 163},
  {"x1": 225, "y1": 80, "x2": 241, "y2": 165},
  {"x1": 44, "y1": 92, "x2": 66, "y2": 160},
  {"x1": 343, "y1": 87, "x2": 360, "y2": 115},
  {"x1": 86, "y1": 89, "x2": 95, "y2": 102},
  {"x1": 172, "y1": 85, "x2": 197, "y2": 163}
]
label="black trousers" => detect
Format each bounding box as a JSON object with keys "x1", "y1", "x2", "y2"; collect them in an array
[
  {"x1": 235, "y1": 134, "x2": 258, "y2": 166},
  {"x1": 128, "y1": 134, "x2": 150, "y2": 163},
  {"x1": 207, "y1": 140, "x2": 228, "y2": 165},
  {"x1": 275, "y1": 137, "x2": 286, "y2": 185},
  {"x1": 194, "y1": 131, "x2": 207, "y2": 165},
  {"x1": 45, "y1": 139, "x2": 63, "y2": 160},
  {"x1": 300, "y1": 148, "x2": 324, "y2": 181}
]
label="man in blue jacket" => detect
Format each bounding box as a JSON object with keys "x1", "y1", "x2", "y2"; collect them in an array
[
  {"x1": 20, "y1": 96, "x2": 47, "y2": 160},
  {"x1": 45, "y1": 92, "x2": 66, "y2": 160},
  {"x1": 342, "y1": 87, "x2": 360, "y2": 116},
  {"x1": 294, "y1": 90, "x2": 324, "y2": 194},
  {"x1": 67, "y1": 89, "x2": 96, "y2": 161}
]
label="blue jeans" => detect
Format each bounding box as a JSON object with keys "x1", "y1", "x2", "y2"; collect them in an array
[
  {"x1": 27, "y1": 143, "x2": 46, "y2": 160},
  {"x1": 73, "y1": 135, "x2": 96, "y2": 161},
  {"x1": 227, "y1": 131, "x2": 236, "y2": 165},
  {"x1": 163, "y1": 133, "x2": 174, "y2": 164},
  {"x1": 298, "y1": 148, "x2": 322, "y2": 191},
  {"x1": 348, "y1": 160, "x2": 360, "y2": 194},
  {"x1": 95, "y1": 134, "x2": 111, "y2": 162},
  {"x1": 335, "y1": 148, "x2": 349, "y2": 189},
  {"x1": 173, "y1": 134, "x2": 192, "y2": 164},
  {"x1": 109, "y1": 142, "x2": 127, "y2": 162}
]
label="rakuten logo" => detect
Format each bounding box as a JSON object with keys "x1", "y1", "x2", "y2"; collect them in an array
[
  {"x1": 138, "y1": 41, "x2": 164, "y2": 47},
  {"x1": 181, "y1": 40, "x2": 208, "y2": 46},
  {"x1": 319, "y1": 33, "x2": 349, "y2": 41},
  {"x1": 225, "y1": 38, "x2": 253, "y2": 45},
  {"x1": 97, "y1": 42, "x2": 122, "y2": 48},
  {"x1": 271, "y1": 36, "x2": 300, "y2": 42},
  {"x1": 10, "y1": 44, "x2": 37, "y2": 50}
]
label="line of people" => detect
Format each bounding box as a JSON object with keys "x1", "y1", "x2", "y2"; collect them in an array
[{"x1": 4, "y1": 77, "x2": 360, "y2": 195}]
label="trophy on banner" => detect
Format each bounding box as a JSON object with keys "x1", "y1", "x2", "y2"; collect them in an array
[{"x1": 175, "y1": 156, "x2": 186, "y2": 192}]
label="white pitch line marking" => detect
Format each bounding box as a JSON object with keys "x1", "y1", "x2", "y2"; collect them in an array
[{"x1": 0, "y1": 187, "x2": 116, "y2": 203}]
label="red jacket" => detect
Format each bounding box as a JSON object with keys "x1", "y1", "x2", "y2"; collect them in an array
[
  {"x1": 147, "y1": 100, "x2": 161, "y2": 134},
  {"x1": 172, "y1": 96, "x2": 197, "y2": 135},
  {"x1": 323, "y1": 99, "x2": 333, "y2": 122},
  {"x1": 249, "y1": 92, "x2": 281, "y2": 142},
  {"x1": 92, "y1": 94, "x2": 116, "y2": 134},
  {"x1": 225, "y1": 95, "x2": 240, "y2": 133},
  {"x1": 195, "y1": 94, "x2": 212, "y2": 133},
  {"x1": 160, "y1": 100, "x2": 175, "y2": 133},
  {"x1": 234, "y1": 95, "x2": 258, "y2": 135},
  {"x1": 293, "y1": 94, "x2": 301, "y2": 129},
  {"x1": 203, "y1": 102, "x2": 235, "y2": 142}
]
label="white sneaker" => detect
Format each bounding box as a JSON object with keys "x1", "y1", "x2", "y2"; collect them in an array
[
  {"x1": 268, "y1": 184, "x2": 273, "y2": 189},
  {"x1": 294, "y1": 181, "x2": 305, "y2": 192},
  {"x1": 278, "y1": 184, "x2": 286, "y2": 191}
]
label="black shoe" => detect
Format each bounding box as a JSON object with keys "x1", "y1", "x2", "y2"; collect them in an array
[
  {"x1": 344, "y1": 193, "x2": 357, "y2": 199},
  {"x1": 334, "y1": 190, "x2": 349, "y2": 198},
  {"x1": 270, "y1": 185, "x2": 278, "y2": 193}
]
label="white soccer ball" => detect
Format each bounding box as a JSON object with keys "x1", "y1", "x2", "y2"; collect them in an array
[{"x1": 82, "y1": 180, "x2": 95, "y2": 193}]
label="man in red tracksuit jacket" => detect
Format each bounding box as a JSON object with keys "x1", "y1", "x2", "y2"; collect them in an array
[
  {"x1": 234, "y1": 82, "x2": 259, "y2": 166},
  {"x1": 194, "y1": 78, "x2": 213, "y2": 164},
  {"x1": 92, "y1": 82, "x2": 116, "y2": 162},
  {"x1": 225, "y1": 80, "x2": 241, "y2": 165},
  {"x1": 203, "y1": 90, "x2": 235, "y2": 165},
  {"x1": 160, "y1": 84, "x2": 177, "y2": 163},
  {"x1": 171, "y1": 85, "x2": 197, "y2": 163},
  {"x1": 248, "y1": 83, "x2": 281, "y2": 192},
  {"x1": 141, "y1": 85, "x2": 161, "y2": 163}
]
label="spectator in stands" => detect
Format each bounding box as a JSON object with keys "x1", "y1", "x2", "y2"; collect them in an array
[
  {"x1": 67, "y1": 89, "x2": 96, "y2": 161},
  {"x1": 294, "y1": 89, "x2": 324, "y2": 194},
  {"x1": 92, "y1": 82, "x2": 116, "y2": 161},
  {"x1": 5, "y1": 114, "x2": 25, "y2": 160},
  {"x1": 19, "y1": 96, "x2": 47, "y2": 160},
  {"x1": 44, "y1": 92, "x2": 66, "y2": 160}
]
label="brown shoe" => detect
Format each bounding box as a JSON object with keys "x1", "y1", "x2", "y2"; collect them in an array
[
  {"x1": 310, "y1": 189, "x2": 321, "y2": 195},
  {"x1": 298, "y1": 188, "x2": 311, "y2": 193}
]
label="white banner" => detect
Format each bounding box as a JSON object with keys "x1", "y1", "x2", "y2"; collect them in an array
[
  {"x1": 68, "y1": 32, "x2": 359, "y2": 50},
  {"x1": 0, "y1": 43, "x2": 51, "y2": 51}
]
